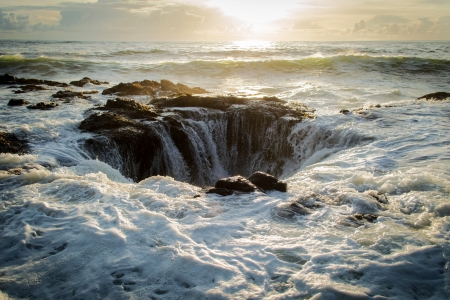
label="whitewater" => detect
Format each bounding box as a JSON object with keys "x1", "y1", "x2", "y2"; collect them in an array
[{"x1": 0, "y1": 40, "x2": 449, "y2": 299}]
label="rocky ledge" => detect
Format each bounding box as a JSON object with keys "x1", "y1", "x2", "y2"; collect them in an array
[
  {"x1": 0, "y1": 131, "x2": 28, "y2": 154},
  {"x1": 79, "y1": 95, "x2": 314, "y2": 185}
]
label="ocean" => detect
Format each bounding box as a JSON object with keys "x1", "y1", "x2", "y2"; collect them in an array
[{"x1": 0, "y1": 40, "x2": 449, "y2": 299}]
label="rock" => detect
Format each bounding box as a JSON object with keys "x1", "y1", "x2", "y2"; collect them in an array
[
  {"x1": 8, "y1": 99, "x2": 30, "y2": 106},
  {"x1": 0, "y1": 131, "x2": 28, "y2": 154},
  {"x1": 341, "y1": 214, "x2": 378, "y2": 227},
  {"x1": 215, "y1": 175, "x2": 257, "y2": 192},
  {"x1": 365, "y1": 190, "x2": 388, "y2": 204},
  {"x1": 80, "y1": 95, "x2": 315, "y2": 185},
  {"x1": 102, "y1": 82, "x2": 155, "y2": 96},
  {"x1": 161, "y1": 79, "x2": 178, "y2": 92},
  {"x1": 272, "y1": 201, "x2": 311, "y2": 220},
  {"x1": 248, "y1": 171, "x2": 287, "y2": 192},
  {"x1": 14, "y1": 84, "x2": 47, "y2": 94},
  {"x1": 340, "y1": 109, "x2": 350, "y2": 114},
  {"x1": 70, "y1": 77, "x2": 109, "y2": 87},
  {"x1": 27, "y1": 102, "x2": 59, "y2": 110},
  {"x1": 51, "y1": 90, "x2": 97, "y2": 99},
  {"x1": 0, "y1": 74, "x2": 68, "y2": 87},
  {"x1": 418, "y1": 92, "x2": 450, "y2": 101},
  {"x1": 205, "y1": 187, "x2": 234, "y2": 196}
]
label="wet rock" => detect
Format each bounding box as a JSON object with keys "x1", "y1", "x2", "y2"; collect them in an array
[
  {"x1": 248, "y1": 171, "x2": 287, "y2": 192},
  {"x1": 365, "y1": 190, "x2": 388, "y2": 204},
  {"x1": 340, "y1": 109, "x2": 350, "y2": 114},
  {"x1": 102, "y1": 82, "x2": 154, "y2": 96},
  {"x1": 14, "y1": 84, "x2": 47, "y2": 94},
  {"x1": 0, "y1": 131, "x2": 28, "y2": 154},
  {"x1": 295, "y1": 193, "x2": 333, "y2": 209},
  {"x1": 340, "y1": 214, "x2": 378, "y2": 227},
  {"x1": 52, "y1": 90, "x2": 98, "y2": 100},
  {"x1": 8, "y1": 99, "x2": 30, "y2": 106},
  {"x1": 272, "y1": 201, "x2": 311, "y2": 220},
  {"x1": 205, "y1": 187, "x2": 234, "y2": 196},
  {"x1": 215, "y1": 175, "x2": 257, "y2": 192},
  {"x1": 0, "y1": 74, "x2": 68, "y2": 87},
  {"x1": 80, "y1": 95, "x2": 315, "y2": 185},
  {"x1": 27, "y1": 102, "x2": 59, "y2": 110},
  {"x1": 418, "y1": 92, "x2": 450, "y2": 101},
  {"x1": 70, "y1": 77, "x2": 109, "y2": 87},
  {"x1": 102, "y1": 79, "x2": 209, "y2": 97}
]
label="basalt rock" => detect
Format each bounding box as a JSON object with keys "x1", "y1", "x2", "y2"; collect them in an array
[
  {"x1": 52, "y1": 90, "x2": 98, "y2": 100},
  {"x1": 79, "y1": 95, "x2": 315, "y2": 185},
  {"x1": 27, "y1": 102, "x2": 59, "y2": 110},
  {"x1": 205, "y1": 187, "x2": 234, "y2": 196},
  {"x1": 272, "y1": 201, "x2": 311, "y2": 220},
  {"x1": 0, "y1": 74, "x2": 68, "y2": 87},
  {"x1": 214, "y1": 175, "x2": 257, "y2": 193},
  {"x1": 248, "y1": 171, "x2": 287, "y2": 192},
  {"x1": 102, "y1": 79, "x2": 209, "y2": 97},
  {"x1": 70, "y1": 77, "x2": 109, "y2": 87},
  {"x1": 418, "y1": 92, "x2": 450, "y2": 101},
  {"x1": 8, "y1": 99, "x2": 30, "y2": 106},
  {"x1": 0, "y1": 131, "x2": 28, "y2": 154},
  {"x1": 14, "y1": 84, "x2": 47, "y2": 94}
]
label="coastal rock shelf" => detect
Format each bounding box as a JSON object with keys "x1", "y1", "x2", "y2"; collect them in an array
[{"x1": 80, "y1": 95, "x2": 315, "y2": 186}]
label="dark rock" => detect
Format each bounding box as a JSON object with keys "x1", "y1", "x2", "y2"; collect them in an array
[
  {"x1": 0, "y1": 74, "x2": 16, "y2": 84},
  {"x1": 0, "y1": 132, "x2": 28, "y2": 154},
  {"x1": 418, "y1": 92, "x2": 450, "y2": 101},
  {"x1": 14, "y1": 84, "x2": 47, "y2": 94},
  {"x1": 70, "y1": 77, "x2": 109, "y2": 87},
  {"x1": 27, "y1": 102, "x2": 59, "y2": 110},
  {"x1": 248, "y1": 171, "x2": 287, "y2": 192},
  {"x1": 0, "y1": 74, "x2": 68, "y2": 87},
  {"x1": 205, "y1": 187, "x2": 234, "y2": 196},
  {"x1": 161, "y1": 79, "x2": 178, "y2": 92},
  {"x1": 52, "y1": 90, "x2": 98, "y2": 99},
  {"x1": 215, "y1": 175, "x2": 257, "y2": 192},
  {"x1": 102, "y1": 82, "x2": 155, "y2": 96},
  {"x1": 342, "y1": 213, "x2": 379, "y2": 227},
  {"x1": 365, "y1": 190, "x2": 388, "y2": 204},
  {"x1": 340, "y1": 109, "x2": 350, "y2": 114},
  {"x1": 272, "y1": 201, "x2": 311, "y2": 220},
  {"x1": 8, "y1": 99, "x2": 29, "y2": 106},
  {"x1": 80, "y1": 95, "x2": 315, "y2": 185}
]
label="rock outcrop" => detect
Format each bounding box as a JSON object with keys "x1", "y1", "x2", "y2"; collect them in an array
[
  {"x1": 0, "y1": 74, "x2": 68, "y2": 87},
  {"x1": 8, "y1": 99, "x2": 30, "y2": 106},
  {"x1": 70, "y1": 77, "x2": 109, "y2": 87},
  {"x1": 0, "y1": 132, "x2": 28, "y2": 154},
  {"x1": 214, "y1": 175, "x2": 257, "y2": 192},
  {"x1": 79, "y1": 95, "x2": 314, "y2": 185},
  {"x1": 248, "y1": 171, "x2": 287, "y2": 192},
  {"x1": 102, "y1": 79, "x2": 209, "y2": 97},
  {"x1": 27, "y1": 102, "x2": 59, "y2": 110},
  {"x1": 418, "y1": 92, "x2": 450, "y2": 101}
]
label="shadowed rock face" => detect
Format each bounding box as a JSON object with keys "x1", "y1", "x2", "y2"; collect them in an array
[
  {"x1": 0, "y1": 132, "x2": 28, "y2": 154},
  {"x1": 79, "y1": 95, "x2": 315, "y2": 186}
]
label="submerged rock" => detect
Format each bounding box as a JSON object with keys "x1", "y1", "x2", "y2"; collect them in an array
[
  {"x1": 70, "y1": 77, "x2": 109, "y2": 87},
  {"x1": 27, "y1": 102, "x2": 59, "y2": 110},
  {"x1": 205, "y1": 187, "x2": 234, "y2": 196},
  {"x1": 418, "y1": 92, "x2": 450, "y2": 101},
  {"x1": 248, "y1": 171, "x2": 287, "y2": 192},
  {"x1": 215, "y1": 175, "x2": 257, "y2": 192},
  {"x1": 0, "y1": 131, "x2": 28, "y2": 154},
  {"x1": 14, "y1": 84, "x2": 47, "y2": 94},
  {"x1": 8, "y1": 99, "x2": 29, "y2": 106},
  {"x1": 272, "y1": 202, "x2": 311, "y2": 220}
]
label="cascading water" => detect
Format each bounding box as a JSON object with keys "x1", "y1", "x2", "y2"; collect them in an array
[{"x1": 80, "y1": 97, "x2": 370, "y2": 186}]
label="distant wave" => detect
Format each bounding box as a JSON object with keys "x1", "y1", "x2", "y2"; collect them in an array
[
  {"x1": 1, "y1": 54, "x2": 449, "y2": 79},
  {"x1": 109, "y1": 49, "x2": 166, "y2": 56}
]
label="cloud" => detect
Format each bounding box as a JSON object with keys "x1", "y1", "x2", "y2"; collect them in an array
[
  {"x1": 0, "y1": 10, "x2": 30, "y2": 30},
  {"x1": 292, "y1": 20, "x2": 323, "y2": 30}
]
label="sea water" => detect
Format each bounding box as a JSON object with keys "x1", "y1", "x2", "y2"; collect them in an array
[{"x1": 0, "y1": 40, "x2": 449, "y2": 299}]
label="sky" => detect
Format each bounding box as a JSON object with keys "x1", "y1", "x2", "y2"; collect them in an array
[{"x1": 0, "y1": 0, "x2": 449, "y2": 41}]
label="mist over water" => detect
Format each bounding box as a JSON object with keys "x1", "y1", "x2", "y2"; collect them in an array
[{"x1": 0, "y1": 40, "x2": 449, "y2": 299}]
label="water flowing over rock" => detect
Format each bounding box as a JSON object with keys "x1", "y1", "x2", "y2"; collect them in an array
[
  {"x1": 214, "y1": 175, "x2": 257, "y2": 192},
  {"x1": 79, "y1": 95, "x2": 315, "y2": 185}
]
